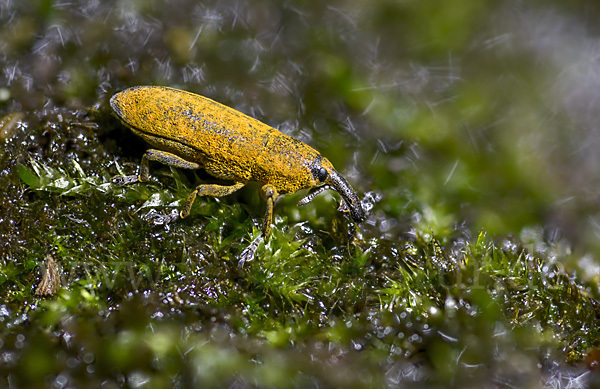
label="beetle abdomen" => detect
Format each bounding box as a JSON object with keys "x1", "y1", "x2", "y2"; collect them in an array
[
  {"x1": 111, "y1": 86, "x2": 319, "y2": 192},
  {"x1": 111, "y1": 86, "x2": 268, "y2": 163}
]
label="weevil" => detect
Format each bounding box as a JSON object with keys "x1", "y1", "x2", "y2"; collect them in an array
[{"x1": 110, "y1": 86, "x2": 366, "y2": 265}]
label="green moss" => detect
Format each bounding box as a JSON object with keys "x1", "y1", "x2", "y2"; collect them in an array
[
  {"x1": 2, "y1": 1, "x2": 600, "y2": 387},
  {"x1": 7, "y1": 150, "x2": 599, "y2": 386}
]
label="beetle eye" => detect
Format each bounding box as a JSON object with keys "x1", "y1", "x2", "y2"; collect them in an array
[{"x1": 317, "y1": 167, "x2": 328, "y2": 182}]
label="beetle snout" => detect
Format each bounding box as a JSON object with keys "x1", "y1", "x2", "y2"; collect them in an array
[{"x1": 328, "y1": 170, "x2": 365, "y2": 223}]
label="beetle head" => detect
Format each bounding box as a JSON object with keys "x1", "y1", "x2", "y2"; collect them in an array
[{"x1": 299, "y1": 156, "x2": 366, "y2": 223}]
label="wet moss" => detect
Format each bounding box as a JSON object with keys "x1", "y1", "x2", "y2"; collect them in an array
[{"x1": 2, "y1": 0, "x2": 600, "y2": 387}]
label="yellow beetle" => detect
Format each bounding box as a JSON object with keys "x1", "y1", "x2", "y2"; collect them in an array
[{"x1": 111, "y1": 86, "x2": 365, "y2": 265}]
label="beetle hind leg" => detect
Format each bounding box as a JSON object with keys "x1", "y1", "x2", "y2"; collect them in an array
[{"x1": 112, "y1": 149, "x2": 201, "y2": 185}]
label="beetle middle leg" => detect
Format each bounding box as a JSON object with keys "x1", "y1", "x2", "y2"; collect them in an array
[
  {"x1": 112, "y1": 149, "x2": 200, "y2": 185},
  {"x1": 180, "y1": 182, "x2": 245, "y2": 218},
  {"x1": 238, "y1": 184, "x2": 279, "y2": 267}
]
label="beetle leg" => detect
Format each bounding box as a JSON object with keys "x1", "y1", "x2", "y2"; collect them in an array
[
  {"x1": 180, "y1": 182, "x2": 245, "y2": 218},
  {"x1": 261, "y1": 184, "x2": 279, "y2": 238},
  {"x1": 238, "y1": 184, "x2": 279, "y2": 267},
  {"x1": 112, "y1": 149, "x2": 200, "y2": 185},
  {"x1": 298, "y1": 185, "x2": 330, "y2": 206},
  {"x1": 239, "y1": 235, "x2": 262, "y2": 268}
]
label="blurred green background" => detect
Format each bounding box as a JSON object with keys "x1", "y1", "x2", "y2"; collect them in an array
[
  {"x1": 2, "y1": 0, "x2": 600, "y2": 387},
  {"x1": 3, "y1": 0, "x2": 600, "y2": 247}
]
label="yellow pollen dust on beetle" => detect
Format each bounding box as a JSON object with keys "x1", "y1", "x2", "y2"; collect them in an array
[{"x1": 110, "y1": 86, "x2": 366, "y2": 266}]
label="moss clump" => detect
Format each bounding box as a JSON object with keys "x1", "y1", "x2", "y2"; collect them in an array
[{"x1": 2, "y1": 135, "x2": 598, "y2": 386}]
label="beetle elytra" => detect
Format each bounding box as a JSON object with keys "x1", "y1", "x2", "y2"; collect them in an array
[{"x1": 110, "y1": 86, "x2": 365, "y2": 265}]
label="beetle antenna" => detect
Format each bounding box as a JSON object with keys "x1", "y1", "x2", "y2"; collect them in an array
[
  {"x1": 298, "y1": 185, "x2": 330, "y2": 206},
  {"x1": 337, "y1": 200, "x2": 350, "y2": 212}
]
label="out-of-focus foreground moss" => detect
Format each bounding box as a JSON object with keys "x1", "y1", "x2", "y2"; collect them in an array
[{"x1": 2, "y1": 0, "x2": 600, "y2": 387}]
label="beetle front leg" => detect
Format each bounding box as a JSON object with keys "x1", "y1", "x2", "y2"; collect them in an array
[
  {"x1": 261, "y1": 184, "x2": 279, "y2": 238},
  {"x1": 239, "y1": 184, "x2": 279, "y2": 267},
  {"x1": 112, "y1": 149, "x2": 200, "y2": 185}
]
